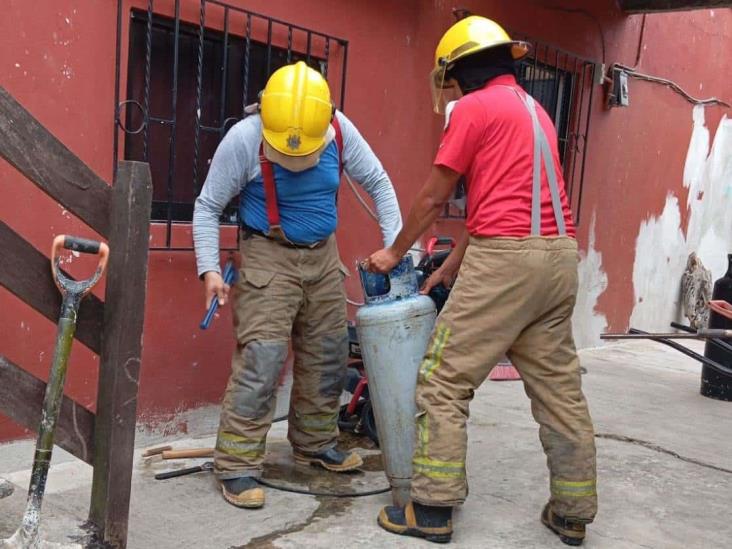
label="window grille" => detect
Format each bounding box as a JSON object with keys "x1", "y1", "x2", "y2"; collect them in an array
[{"x1": 114, "y1": 0, "x2": 348, "y2": 249}]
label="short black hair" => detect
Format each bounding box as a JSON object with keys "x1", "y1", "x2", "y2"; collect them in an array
[
  {"x1": 446, "y1": 45, "x2": 517, "y2": 94},
  {"x1": 447, "y1": 44, "x2": 515, "y2": 78}
]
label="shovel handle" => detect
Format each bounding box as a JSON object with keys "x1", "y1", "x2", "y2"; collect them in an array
[
  {"x1": 51, "y1": 235, "x2": 109, "y2": 297},
  {"x1": 62, "y1": 236, "x2": 102, "y2": 254}
]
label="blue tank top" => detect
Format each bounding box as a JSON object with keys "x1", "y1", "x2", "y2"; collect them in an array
[{"x1": 240, "y1": 141, "x2": 340, "y2": 244}]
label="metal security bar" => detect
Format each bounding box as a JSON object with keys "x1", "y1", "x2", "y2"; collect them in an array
[
  {"x1": 114, "y1": 0, "x2": 349, "y2": 250},
  {"x1": 441, "y1": 34, "x2": 597, "y2": 224}
]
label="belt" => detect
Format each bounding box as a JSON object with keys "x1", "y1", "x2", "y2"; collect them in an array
[{"x1": 241, "y1": 225, "x2": 328, "y2": 250}]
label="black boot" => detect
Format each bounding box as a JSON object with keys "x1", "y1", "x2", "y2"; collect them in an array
[
  {"x1": 293, "y1": 447, "x2": 363, "y2": 472},
  {"x1": 220, "y1": 477, "x2": 264, "y2": 509},
  {"x1": 541, "y1": 504, "x2": 587, "y2": 546},
  {"x1": 377, "y1": 501, "x2": 453, "y2": 544}
]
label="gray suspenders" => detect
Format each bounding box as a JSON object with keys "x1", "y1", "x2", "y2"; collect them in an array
[{"x1": 507, "y1": 88, "x2": 567, "y2": 236}]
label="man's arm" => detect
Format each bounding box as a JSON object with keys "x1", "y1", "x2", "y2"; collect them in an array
[
  {"x1": 193, "y1": 118, "x2": 257, "y2": 306},
  {"x1": 366, "y1": 95, "x2": 481, "y2": 274},
  {"x1": 366, "y1": 164, "x2": 461, "y2": 273},
  {"x1": 336, "y1": 111, "x2": 402, "y2": 246}
]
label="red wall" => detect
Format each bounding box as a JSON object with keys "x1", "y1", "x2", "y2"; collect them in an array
[{"x1": 1, "y1": 0, "x2": 730, "y2": 442}]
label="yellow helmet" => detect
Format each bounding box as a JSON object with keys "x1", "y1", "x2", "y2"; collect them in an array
[
  {"x1": 430, "y1": 16, "x2": 530, "y2": 113},
  {"x1": 260, "y1": 61, "x2": 334, "y2": 160}
]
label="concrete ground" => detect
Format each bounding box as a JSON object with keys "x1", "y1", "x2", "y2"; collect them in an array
[{"x1": 1, "y1": 340, "x2": 731, "y2": 548}]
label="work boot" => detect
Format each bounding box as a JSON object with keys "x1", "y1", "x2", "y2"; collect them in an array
[
  {"x1": 221, "y1": 477, "x2": 265, "y2": 509},
  {"x1": 541, "y1": 504, "x2": 587, "y2": 546},
  {"x1": 377, "y1": 501, "x2": 453, "y2": 544},
  {"x1": 293, "y1": 447, "x2": 363, "y2": 472}
]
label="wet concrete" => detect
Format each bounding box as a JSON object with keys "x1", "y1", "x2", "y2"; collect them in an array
[
  {"x1": 259, "y1": 440, "x2": 384, "y2": 495},
  {"x1": 239, "y1": 496, "x2": 353, "y2": 549},
  {"x1": 1, "y1": 341, "x2": 731, "y2": 548}
]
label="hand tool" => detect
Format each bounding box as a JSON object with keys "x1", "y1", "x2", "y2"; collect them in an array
[
  {"x1": 155, "y1": 461, "x2": 214, "y2": 480},
  {"x1": 200, "y1": 258, "x2": 236, "y2": 330},
  {"x1": 671, "y1": 322, "x2": 732, "y2": 354},
  {"x1": 601, "y1": 328, "x2": 732, "y2": 340},
  {"x1": 161, "y1": 448, "x2": 214, "y2": 460},
  {"x1": 602, "y1": 327, "x2": 732, "y2": 376},
  {"x1": 142, "y1": 445, "x2": 173, "y2": 458},
  {"x1": 1, "y1": 235, "x2": 108, "y2": 549}
]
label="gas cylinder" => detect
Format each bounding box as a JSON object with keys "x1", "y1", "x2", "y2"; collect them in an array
[
  {"x1": 702, "y1": 254, "x2": 732, "y2": 401},
  {"x1": 355, "y1": 256, "x2": 436, "y2": 506}
]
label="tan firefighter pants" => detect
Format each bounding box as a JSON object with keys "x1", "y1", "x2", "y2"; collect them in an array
[
  {"x1": 214, "y1": 233, "x2": 348, "y2": 480},
  {"x1": 411, "y1": 236, "x2": 597, "y2": 522}
]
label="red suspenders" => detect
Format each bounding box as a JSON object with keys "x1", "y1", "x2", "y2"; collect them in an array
[
  {"x1": 333, "y1": 116, "x2": 343, "y2": 176},
  {"x1": 258, "y1": 146, "x2": 281, "y2": 232},
  {"x1": 258, "y1": 116, "x2": 343, "y2": 237}
]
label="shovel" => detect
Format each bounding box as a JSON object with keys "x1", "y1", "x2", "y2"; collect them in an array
[{"x1": 1, "y1": 235, "x2": 109, "y2": 549}]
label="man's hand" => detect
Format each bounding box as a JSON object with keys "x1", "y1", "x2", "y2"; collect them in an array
[
  {"x1": 365, "y1": 247, "x2": 402, "y2": 274},
  {"x1": 421, "y1": 263, "x2": 459, "y2": 295},
  {"x1": 204, "y1": 271, "x2": 230, "y2": 309}
]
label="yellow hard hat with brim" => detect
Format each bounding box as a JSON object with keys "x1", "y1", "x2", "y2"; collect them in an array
[
  {"x1": 260, "y1": 61, "x2": 334, "y2": 169},
  {"x1": 430, "y1": 16, "x2": 530, "y2": 113}
]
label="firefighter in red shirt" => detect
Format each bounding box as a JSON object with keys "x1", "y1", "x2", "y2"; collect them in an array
[{"x1": 366, "y1": 16, "x2": 597, "y2": 545}]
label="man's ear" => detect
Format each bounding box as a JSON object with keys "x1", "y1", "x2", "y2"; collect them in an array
[
  {"x1": 243, "y1": 102, "x2": 260, "y2": 115},
  {"x1": 444, "y1": 100, "x2": 458, "y2": 130}
]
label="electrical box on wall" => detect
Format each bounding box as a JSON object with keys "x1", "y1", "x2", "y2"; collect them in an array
[{"x1": 607, "y1": 67, "x2": 630, "y2": 108}]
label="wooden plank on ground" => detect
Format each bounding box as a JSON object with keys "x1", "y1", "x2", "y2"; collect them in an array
[
  {"x1": 620, "y1": 0, "x2": 732, "y2": 11},
  {"x1": 89, "y1": 161, "x2": 152, "y2": 549},
  {"x1": 0, "y1": 86, "x2": 111, "y2": 237},
  {"x1": 0, "y1": 355, "x2": 95, "y2": 464},
  {"x1": 0, "y1": 220, "x2": 104, "y2": 354}
]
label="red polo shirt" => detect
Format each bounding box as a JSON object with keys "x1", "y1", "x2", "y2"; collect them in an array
[{"x1": 434, "y1": 75, "x2": 576, "y2": 238}]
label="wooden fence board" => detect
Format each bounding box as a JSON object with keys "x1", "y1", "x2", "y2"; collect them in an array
[
  {"x1": 0, "y1": 355, "x2": 95, "y2": 464},
  {"x1": 0, "y1": 86, "x2": 111, "y2": 236},
  {"x1": 0, "y1": 221, "x2": 104, "y2": 354}
]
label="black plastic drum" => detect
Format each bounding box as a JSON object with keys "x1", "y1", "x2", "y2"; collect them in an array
[{"x1": 702, "y1": 254, "x2": 732, "y2": 401}]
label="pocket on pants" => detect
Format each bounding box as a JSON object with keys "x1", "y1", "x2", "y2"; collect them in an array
[
  {"x1": 337, "y1": 261, "x2": 351, "y2": 280},
  {"x1": 242, "y1": 268, "x2": 276, "y2": 288}
]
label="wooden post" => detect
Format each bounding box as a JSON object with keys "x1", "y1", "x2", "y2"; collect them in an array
[{"x1": 89, "y1": 161, "x2": 152, "y2": 548}]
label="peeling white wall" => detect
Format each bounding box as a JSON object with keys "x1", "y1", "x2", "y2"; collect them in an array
[
  {"x1": 686, "y1": 110, "x2": 732, "y2": 277},
  {"x1": 573, "y1": 214, "x2": 609, "y2": 348},
  {"x1": 630, "y1": 107, "x2": 732, "y2": 332},
  {"x1": 629, "y1": 195, "x2": 688, "y2": 329}
]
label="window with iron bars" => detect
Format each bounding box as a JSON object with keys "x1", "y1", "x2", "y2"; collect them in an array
[
  {"x1": 441, "y1": 38, "x2": 597, "y2": 224},
  {"x1": 115, "y1": 1, "x2": 348, "y2": 249}
]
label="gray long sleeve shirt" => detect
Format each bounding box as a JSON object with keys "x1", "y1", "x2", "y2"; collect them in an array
[{"x1": 193, "y1": 111, "x2": 402, "y2": 277}]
